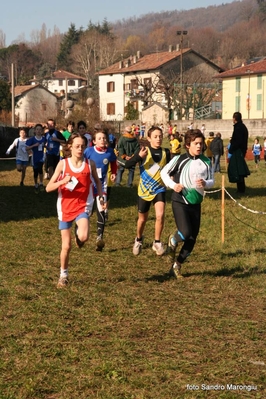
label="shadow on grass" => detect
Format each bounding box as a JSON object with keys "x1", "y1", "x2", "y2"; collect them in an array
[
  {"x1": 0, "y1": 185, "x2": 139, "y2": 222},
  {"x1": 146, "y1": 265, "x2": 266, "y2": 283}
]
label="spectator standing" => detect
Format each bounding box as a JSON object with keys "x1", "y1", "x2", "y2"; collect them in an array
[
  {"x1": 210, "y1": 132, "x2": 224, "y2": 173},
  {"x1": 252, "y1": 138, "x2": 262, "y2": 169},
  {"x1": 168, "y1": 123, "x2": 173, "y2": 139},
  {"x1": 116, "y1": 126, "x2": 140, "y2": 187},
  {"x1": 228, "y1": 112, "x2": 249, "y2": 193},
  {"x1": 205, "y1": 132, "x2": 215, "y2": 163},
  {"x1": 140, "y1": 123, "x2": 146, "y2": 138},
  {"x1": 263, "y1": 137, "x2": 266, "y2": 165},
  {"x1": 169, "y1": 133, "x2": 181, "y2": 158}
]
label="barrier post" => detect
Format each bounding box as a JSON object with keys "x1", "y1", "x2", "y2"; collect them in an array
[{"x1": 221, "y1": 175, "x2": 225, "y2": 243}]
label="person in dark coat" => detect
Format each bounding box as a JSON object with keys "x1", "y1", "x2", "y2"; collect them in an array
[
  {"x1": 210, "y1": 132, "x2": 224, "y2": 173},
  {"x1": 228, "y1": 112, "x2": 249, "y2": 193}
]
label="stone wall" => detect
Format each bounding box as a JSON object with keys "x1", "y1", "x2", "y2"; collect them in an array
[{"x1": 172, "y1": 119, "x2": 266, "y2": 139}]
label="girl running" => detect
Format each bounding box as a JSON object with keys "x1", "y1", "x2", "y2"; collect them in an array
[{"x1": 46, "y1": 133, "x2": 104, "y2": 288}]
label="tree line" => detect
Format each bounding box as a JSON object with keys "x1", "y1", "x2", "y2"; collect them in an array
[{"x1": 0, "y1": 0, "x2": 266, "y2": 115}]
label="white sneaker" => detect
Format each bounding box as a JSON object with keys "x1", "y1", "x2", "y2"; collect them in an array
[
  {"x1": 152, "y1": 241, "x2": 165, "y2": 256},
  {"x1": 57, "y1": 276, "x2": 69, "y2": 288},
  {"x1": 133, "y1": 238, "x2": 143, "y2": 256}
]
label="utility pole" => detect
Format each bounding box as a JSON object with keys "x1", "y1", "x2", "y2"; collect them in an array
[
  {"x1": 177, "y1": 30, "x2": 188, "y2": 120},
  {"x1": 11, "y1": 63, "x2": 15, "y2": 127}
]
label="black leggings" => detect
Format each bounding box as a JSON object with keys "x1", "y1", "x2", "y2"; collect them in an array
[
  {"x1": 172, "y1": 201, "x2": 201, "y2": 264},
  {"x1": 33, "y1": 162, "x2": 44, "y2": 178}
]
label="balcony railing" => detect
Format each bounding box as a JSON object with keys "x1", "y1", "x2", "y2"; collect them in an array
[{"x1": 125, "y1": 89, "x2": 145, "y2": 99}]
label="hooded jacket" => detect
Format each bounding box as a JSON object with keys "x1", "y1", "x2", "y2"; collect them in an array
[{"x1": 117, "y1": 133, "x2": 140, "y2": 160}]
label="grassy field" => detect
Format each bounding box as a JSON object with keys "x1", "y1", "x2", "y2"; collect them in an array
[{"x1": 0, "y1": 150, "x2": 265, "y2": 399}]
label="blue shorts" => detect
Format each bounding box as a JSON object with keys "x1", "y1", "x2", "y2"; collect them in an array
[
  {"x1": 59, "y1": 212, "x2": 89, "y2": 230},
  {"x1": 16, "y1": 160, "x2": 28, "y2": 166}
]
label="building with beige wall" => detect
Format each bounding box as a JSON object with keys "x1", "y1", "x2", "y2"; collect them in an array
[
  {"x1": 217, "y1": 58, "x2": 266, "y2": 120},
  {"x1": 15, "y1": 85, "x2": 58, "y2": 126},
  {"x1": 98, "y1": 48, "x2": 223, "y2": 122}
]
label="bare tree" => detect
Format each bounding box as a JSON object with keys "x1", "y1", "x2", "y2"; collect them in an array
[
  {"x1": 71, "y1": 29, "x2": 118, "y2": 83},
  {"x1": 0, "y1": 30, "x2": 6, "y2": 49}
]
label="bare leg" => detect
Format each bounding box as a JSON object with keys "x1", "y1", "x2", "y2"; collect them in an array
[
  {"x1": 136, "y1": 211, "x2": 149, "y2": 239},
  {"x1": 60, "y1": 228, "x2": 72, "y2": 270},
  {"x1": 154, "y1": 201, "x2": 165, "y2": 241}
]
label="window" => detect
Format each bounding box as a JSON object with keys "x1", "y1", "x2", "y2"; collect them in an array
[
  {"x1": 107, "y1": 81, "x2": 115, "y2": 92},
  {"x1": 257, "y1": 75, "x2": 262, "y2": 90},
  {"x1": 124, "y1": 83, "x2": 130, "y2": 91},
  {"x1": 107, "y1": 103, "x2": 115, "y2": 115},
  {"x1": 132, "y1": 101, "x2": 138, "y2": 111},
  {"x1": 42, "y1": 104, "x2": 47, "y2": 111},
  {"x1": 235, "y1": 95, "x2": 240, "y2": 112},
  {"x1": 235, "y1": 77, "x2": 241, "y2": 92},
  {"x1": 144, "y1": 77, "x2": 152, "y2": 88},
  {"x1": 130, "y1": 79, "x2": 138, "y2": 90},
  {"x1": 68, "y1": 79, "x2": 75, "y2": 86},
  {"x1": 257, "y1": 94, "x2": 262, "y2": 111},
  {"x1": 59, "y1": 80, "x2": 63, "y2": 86}
]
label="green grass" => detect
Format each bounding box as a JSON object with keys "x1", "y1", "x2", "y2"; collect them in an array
[{"x1": 0, "y1": 154, "x2": 265, "y2": 399}]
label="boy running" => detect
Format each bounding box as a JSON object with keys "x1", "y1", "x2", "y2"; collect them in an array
[{"x1": 125, "y1": 126, "x2": 170, "y2": 256}]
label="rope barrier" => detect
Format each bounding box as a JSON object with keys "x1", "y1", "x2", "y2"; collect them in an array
[
  {"x1": 0, "y1": 157, "x2": 16, "y2": 161},
  {"x1": 224, "y1": 188, "x2": 266, "y2": 215},
  {"x1": 204, "y1": 188, "x2": 222, "y2": 194},
  {"x1": 204, "y1": 186, "x2": 266, "y2": 215}
]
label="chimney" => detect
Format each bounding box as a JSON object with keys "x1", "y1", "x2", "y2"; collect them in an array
[
  {"x1": 137, "y1": 50, "x2": 141, "y2": 59},
  {"x1": 119, "y1": 61, "x2": 123, "y2": 69},
  {"x1": 176, "y1": 44, "x2": 180, "y2": 51},
  {"x1": 125, "y1": 59, "x2": 131, "y2": 68},
  {"x1": 133, "y1": 55, "x2": 137, "y2": 64},
  {"x1": 169, "y1": 45, "x2": 173, "y2": 52}
]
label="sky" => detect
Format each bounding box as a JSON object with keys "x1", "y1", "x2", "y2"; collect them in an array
[{"x1": 1, "y1": 0, "x2": 234, "y2": 46}]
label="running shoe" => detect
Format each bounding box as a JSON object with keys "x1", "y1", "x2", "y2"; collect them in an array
[
  {"x1": 133, "y1": 238, "x2": 143, "y2": 256},
  {"x1": 165, "y1": 233, "x2": 178, "y2": 260},
  {"x1": 96, "y1": 235, "x2": 105, "y2": 251},
  {"x1": 57, "y1": 276, "x2": 69, "y2": 288},
  {"x1": 152, "y1": 241, "x2": 165, "y2": 256},
  {"x1": 169, "y1": 262, "x2": 183, "y2": 279}
]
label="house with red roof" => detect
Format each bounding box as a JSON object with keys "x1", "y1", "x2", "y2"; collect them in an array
[
  {"x1": 216, "y1": 58, "x2": 266, "y2": 120},
  {"x1": 15, "y1": 84, "x2": 58, "y2": 126},
  {"x1": 40, "y1": 69, "x2": 87, "y2": 95},
  {"x1": 98, "y1": 47, "x2": 223, "y2": 122}
]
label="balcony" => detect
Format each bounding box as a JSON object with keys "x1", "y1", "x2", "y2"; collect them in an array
[{"x1": 125, "y1": 89, "x2": 145, "y2": 99}]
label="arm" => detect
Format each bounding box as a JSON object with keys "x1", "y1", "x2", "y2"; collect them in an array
[
  {"x1": 90, "y1": 160, "x2": 104, "y2": 208},
  {"x1": 46, "y1": 160, "x2": 71, "y2": 192},
  {"x1": 124, "y1": 146, "x2": 147, "y2": 168},
  {"x1": 52, "y1": 132, "x2": 66, "y2": 144},
  {"x1": 160, "y1": 155, "x2": 182, "y2": 191},
  {"x1": 91, "y1": 160, "x2": 103, "y2": 198},
  {"x1": 6, "y1": 138, "x2": 18, "y2": 154},
  {"x1": 110, "y1": 160, "x2": 117, "y2": 182},
  {"x1": 202, "y1": 161, "x2": 214, "y2": 189}
]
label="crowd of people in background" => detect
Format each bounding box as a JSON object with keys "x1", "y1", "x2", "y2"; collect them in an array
[{"x1": 5, "y1": 114, "x2": 256, "y2": 287}]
